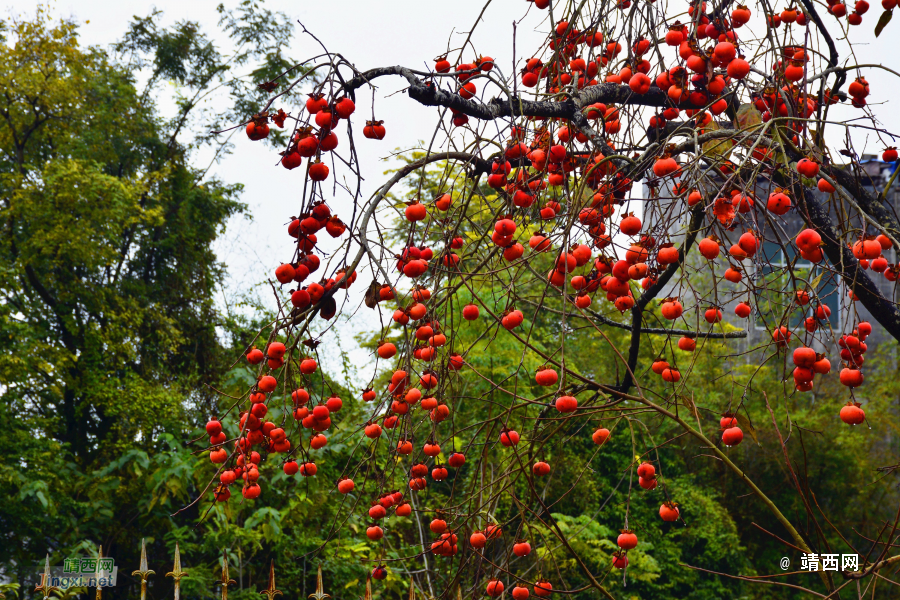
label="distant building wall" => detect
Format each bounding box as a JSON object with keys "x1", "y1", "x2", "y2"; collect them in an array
[{"x1": 640, "y1": 156, "x2": 898, "y2": 357}]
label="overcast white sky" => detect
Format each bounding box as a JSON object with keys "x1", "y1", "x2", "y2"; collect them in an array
[{"x1": 42, "y1": 0, "x2": 900, "y2": 384}]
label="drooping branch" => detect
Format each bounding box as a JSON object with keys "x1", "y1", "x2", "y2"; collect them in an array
[
  {"x1": 664, "y1": 125, "x2": 900, "y2": 344},
  {"x1": 626, "y1": 390, "x2": 817, "y2": 557},
  {"x1": 518, "y1": 296, "x2": 747, "y2": 338},
  {"x1": 288, "y1": 151, "x2": 485, "y2": 328},
  {"x1": 793, "y1": 184, "x2": 900, "y2": 340},
  {"x1": 617, "y1": 203, "x2": 707, "y2": 393}
]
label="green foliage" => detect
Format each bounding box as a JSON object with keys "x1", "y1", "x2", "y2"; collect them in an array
[
  {"x1": 0, "y1": 5, "x2": 293, "y2": 593},
  {"x1": 114, "y1": 0, "x2": 303, "y2": 150},
  {"x1": 352, "y1": 151, "x2": 900, "y2": 599}
]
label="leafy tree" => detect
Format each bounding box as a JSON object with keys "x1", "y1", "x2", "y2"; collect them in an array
[{"x1": 0, "y1": 3, "x2": 296, "y2": 590}]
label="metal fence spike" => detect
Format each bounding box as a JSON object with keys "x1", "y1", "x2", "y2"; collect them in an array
[
  {"x1": 219, "y1": 552, "x2": 236, "y2": 600},
  {"x1": 95, "y1": 545, "x2": 104, "y2": 600},
  {"x1": 131, "y1": 539, "x2": 155, "y2": 600},
  {"x1": 308, "y1": 564, "x2": 330, "y2": 600},
  {"x1": 34, "y1": 554, "x2": 59, "y2": 600},
  {"x1": 166, "y1": 542, "x2": 188, "y2": 600},
  {"x1": 259, "y1": 560, "x2": 282, "y2": 600}
]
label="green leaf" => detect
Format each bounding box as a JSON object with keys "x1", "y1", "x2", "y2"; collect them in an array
[
  {"x1": 809, "y1": 271, "x2": 824, "y2": 291},
  {"x1": 735, "y1": 412, "x2": 760, "y2": 445},
  {"x1": 875, "y1": 9, "x2": 893, "y2": 37}
]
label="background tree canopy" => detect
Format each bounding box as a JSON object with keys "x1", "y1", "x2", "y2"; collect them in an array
[
  {"x1": 0, "y1": 4, "x2": 291, "y2": 592},
  {"x1": 1, "y1": 6, "x2": 899, "y2": 600}
]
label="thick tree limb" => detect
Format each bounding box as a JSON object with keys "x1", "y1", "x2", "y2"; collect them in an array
[
  {"x1": 342, "y1": 66, "x2": 720, "y2": 121},
  {"x1": 828, "y1": 166, "x2": 900, "y2": 239},
  {"x1": 793, "y1": 184, "x2": 900, "y2": 340}
]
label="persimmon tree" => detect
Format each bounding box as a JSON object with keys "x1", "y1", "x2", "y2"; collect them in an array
[{"x1": 204, "y1": 0, "x2": 900, "y2": 597}]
